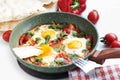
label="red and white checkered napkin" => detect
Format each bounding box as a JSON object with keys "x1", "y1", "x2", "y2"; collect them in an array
[{"x1": 69, "y1": 64, "x2": 120, "y2": 80}]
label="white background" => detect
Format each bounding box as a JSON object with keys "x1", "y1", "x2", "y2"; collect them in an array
[{"x1": 0, "y1": 0, "x2": 120, "y2": 80}]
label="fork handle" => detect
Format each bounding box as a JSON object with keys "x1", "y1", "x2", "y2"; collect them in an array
[{"x1": 89, "y1": 48, "x2": 120, "y2": 64}]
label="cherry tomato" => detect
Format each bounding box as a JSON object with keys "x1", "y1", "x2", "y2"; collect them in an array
[
  {"x1": 87, "y1": 10, "x2": 99, "y2": 24},
  {"x1": 2, "y1": 30, "x2": 12, "y2": 42},
  {"x1": 110, "y1": 41, "x2": 120, "y2": 48},
  {"x1": 101, "y1": 33, "x2": 118, "y2": 46}
]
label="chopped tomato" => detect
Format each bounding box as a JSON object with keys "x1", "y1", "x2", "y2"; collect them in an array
[
  {"x1": 62, "y1": 24, "x2": 78, "y2": 34},
  {"x1": 19, "y1": 33, "x2": 31, "y2": 45},
  {"x1": 56, "y1": 51, "x2": 71, "y2": 64},
  {"x1": 85, "y1": 35, "x2": 93, "y2": 43},
  {"x1": 62, "y1": 25, "x2": 71, "y2": 34},
  {"x1": 49, "y1": 40, "x2": 62, "y2": 47}
]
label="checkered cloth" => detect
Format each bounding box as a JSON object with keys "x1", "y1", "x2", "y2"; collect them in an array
[{"x1": 69, "y1": 64, "x2": 120, "y2": 80}]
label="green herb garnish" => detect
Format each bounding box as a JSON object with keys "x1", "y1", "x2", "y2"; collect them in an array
[
  {"x1": 53, "y1": 45, "x2": 66, "y2": 52},
  {"x1": 35, "y1": 57, "x2": 42, "y2": 62},
  {"x1": 49, "y1": 21, "x2": 67, "y2": 30},
  {"x1": 86, "y1": 40, "x2": 91, "y2": 46},
  {"x1": 53, "y1": 39, "x2": 59, "y2": 43},
  {"x1": 55, "y1": 58, "x2": 65, "y2": 65},
  {"x1": 56, "y1": 31, "x2": 67, "y2": 39},
  {"x1": 68, "y1": 54, "x2": 79, "y2": 59},
  {"x1": 53, "y1": 47, "x2": 60, "y2": 52},
  {"x1": 82, "y1": 49, "x2": 87, "y2": 53},
  {"x1": 56, "y1": 23, "x2": 67, "y2": 30},
  {"x1": 72, "y1": 32, "x2": 78, "y2": 37},
  {"x1": 35, "y1": 37, "x2": 41, "y2": 43},
  {"x1": 45, "y1": 35, "x2": 50, "y2": 44},
  {"x1": 61, "y1": 31, "x2": 67, "y2": 37},
  {"x1": 60, "y1": 45, "x2": 65, "y2": 51},
  {"x1": 78, "y1": 32, "x2": 85, "y2": 37},
  {"x1": 49, "y1": 21, "x2": 56, "y2": 29},
  {"x1": 27, "y1": 32, "x2": 34, "y2": 36}
]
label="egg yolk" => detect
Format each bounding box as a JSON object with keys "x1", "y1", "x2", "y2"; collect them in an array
[
  {"x1": 38, "y1": 44, "x2": 52, "y2": 58},
  {"x1": 41, "y1": 29, "x2": 56, "y2": 39},
  {"x1": 68, "y1": 40, "x2": 82, "y2": 49}
]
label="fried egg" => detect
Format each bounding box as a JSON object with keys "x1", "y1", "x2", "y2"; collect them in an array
[
  {"x1": 37, "y1": 44, "x2": 57, "y2": 66},
  {"x1": 39, "y1": 25, "x2": 60, "y2": 40},
  {"x1": 13, "y1": 44, "x2": 57, "y2": 66},
  {"x1": 30, "y1": 25, "x2": 60, "y2": 46},
  {"x1": 41, "y1": 29, "x2": 57, "y2": 40},
  {"x1": 63, "y1": 37, "x2": 88, "y2": 57}
]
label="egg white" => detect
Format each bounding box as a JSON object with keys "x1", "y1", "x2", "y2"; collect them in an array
[
  {"x1": 63, "y1": 37, "x2": 88, "y2": 56},
  {"x1": 40, "y1": 47, "x2": 58, "y2": 66},
  {"x1": 13, "y1": 46, "x2": 40, "y2": 58},
  {"x1": 41, "y1": 54, "x2": 56, "y2": 66},
  {"x1": 31, "y1": 30, "x2": 45, "y2": 46}
]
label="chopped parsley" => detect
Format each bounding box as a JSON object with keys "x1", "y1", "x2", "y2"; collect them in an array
[
  {"x1": 53, "y1": 45, "x2": 65, "y2": 52},
  {"x1": 86, "y1": 40, "x2": 91, "y2": 46},
  {"x1": 35, "y1": 37, "x2": 41, "y2": 43},
  {"x1": 45, "y1": 35, "x2": 50, "y2": 44},
  {"x1": 27, "y1": 32, "x2": 34, "y2": 36},
  {"x1": 55, "y1": 58, "x2": 65, "y2": 65},
  {"x1": 35, "y1": 57, "x2": 42, "y2": 62},
  {"x1": 72, "y1": 32, "x2": 78, "y2": 37},
  {"x1": 49, "y1": 21, "x2": 67, "y2": 30},
  {"x1": 82, "y1": 49, "x2": 87, "y2": 53},
  {"x1": 68, "y1": 54, "x2": 79, "y2": 59}
]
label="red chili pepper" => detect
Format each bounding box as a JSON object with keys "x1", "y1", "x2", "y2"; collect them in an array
[{"x1": 58, "y1": 0, "x2": 86, "y2": 15}]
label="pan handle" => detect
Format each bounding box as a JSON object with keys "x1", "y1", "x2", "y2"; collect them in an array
[{"x1": 89, "y1": 48, "x2": 120, "y2": 64}]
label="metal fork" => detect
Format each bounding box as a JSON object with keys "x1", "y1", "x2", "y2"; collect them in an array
[{"x1": 73, "y1": 58, "x2": 101, "y2": 73}]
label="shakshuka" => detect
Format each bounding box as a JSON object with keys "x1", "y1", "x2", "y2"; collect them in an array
[{"x1": 13, "y1": 21, "x2": 93, "y2": 67}]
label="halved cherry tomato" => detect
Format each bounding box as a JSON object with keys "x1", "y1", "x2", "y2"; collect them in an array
[
  {"x1": 110, "y1": 41, "x2": 120, "y2": 48},
  {"x1": 87, "y1": 10, "x2": 99, "y2": 24},
  {"x1": 2, "y1": 30, "x2": 12, "y2": 42},
  {"x1": 100, "y1": 33, "x2": 118, "y2": 46}
]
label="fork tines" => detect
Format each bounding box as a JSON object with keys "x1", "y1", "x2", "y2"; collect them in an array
[{"x1": 73, "y1": 58, "x2": 100, "y2": 73}]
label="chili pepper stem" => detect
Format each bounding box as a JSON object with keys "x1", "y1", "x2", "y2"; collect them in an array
[{"x1": 70, "y1": 0, "x2": 80, "y2": 10}]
